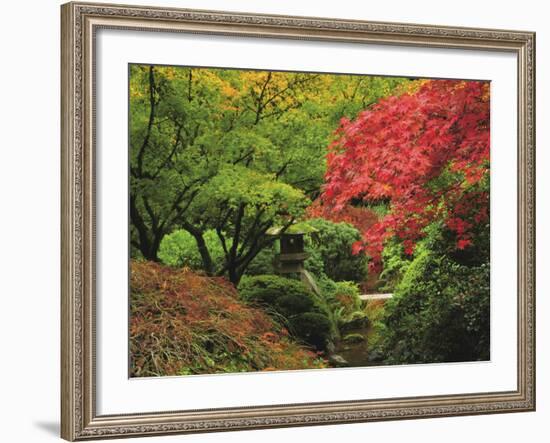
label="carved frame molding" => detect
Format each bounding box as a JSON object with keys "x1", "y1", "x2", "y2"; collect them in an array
[{"x1": 61, "y1": 2, "x2": 535, "y2": 440}]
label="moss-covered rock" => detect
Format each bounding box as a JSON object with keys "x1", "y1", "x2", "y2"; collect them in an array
[
  {"x1": 342, "y1": 333, "x2": 366, "y2": 344},
  {"x1": 340, "y1": 311, "x2": 369, "y2": 331},
  {"x1": 328, "y1": 354, "x2": 349, "y2": 367}
]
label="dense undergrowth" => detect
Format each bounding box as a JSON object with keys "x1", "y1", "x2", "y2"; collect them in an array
[
  {"x1": 130, "y1": 261, "x2": 327, "y2": 377},
  {"x1": 368, "y1": 223, "x2": 490, "y2": 364}
]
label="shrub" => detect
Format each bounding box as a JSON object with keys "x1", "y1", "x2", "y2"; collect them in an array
[
  {"x1": 239, "y1": 275, "x2": 312, "y2": 308},
  {"x1": 238, "y1": 275, "x2": 332, "y2": 350},
  {"x1": 303, "y1": 246, "x2": 326, "y2": 278},
  {"x1": 275, "y1": 293, "x2": 316, "y2": 319},
  {"x1": 372, "y1": 248, "x2": 490, "y2": 364},
  {"x1": 130, "y1": 261, "x2": 327, "y2": 376},
  {"x1": 291, "y1": 312, "x2": 332, "y2": 350},
  {"x1": 158, "y1": 229, "x2": 229, "y2": 271},
  {"x1": 305, "y1": 218, "x2": 368, "y2": 283},
  {"x1": 330, "y1": 281, "x2": 363, "y2": 314}
]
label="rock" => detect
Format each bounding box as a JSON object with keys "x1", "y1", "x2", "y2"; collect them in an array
[
  {"x1": 343, "y1": 333, "x2": 365, "y2": 344},
  {"x1": 367, "y1": 349, "x2": 385, "y2": 363},
  {"x1": 340, "y1": 312, "x2": 369, "y2": 331},
  {"x1": 328, "y1": 354, "x2": 349, "y2": 367}
]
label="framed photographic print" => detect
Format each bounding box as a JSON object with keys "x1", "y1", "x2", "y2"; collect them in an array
[{"x1": 61, "y1": 1, "x2": 536, "y2": 440}]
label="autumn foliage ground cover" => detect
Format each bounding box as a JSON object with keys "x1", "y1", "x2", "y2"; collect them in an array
[{"x1": 130, "y1": 260, "x2": 326, "y2": 376}]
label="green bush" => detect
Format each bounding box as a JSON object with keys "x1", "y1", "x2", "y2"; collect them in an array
[
  {"x1": 304, "y1": 218, "x2": 368, "y2": 283},
  {"x1": 372, "y1": 248, "x2": 490, "y2": 364},
  {"x1": 291, "y1": 312, "x2": 332, "y2": 350},
  {"x1": 239, "y1": 275, "x2": 311, "y2": 307},
  {"x1": 275, "y1": 293, "x2": 315, "y2": 319},
  {"x1": 238, "y1": 275, "x2": 332, "y2": 350},
  {"x1": 158, "y1": 229, "x2": 230, "y2": 271}
]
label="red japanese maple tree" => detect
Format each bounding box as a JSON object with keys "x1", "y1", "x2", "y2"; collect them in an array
[{"x1": 319, "y1": 79, "x2": 490, "y2": 271}]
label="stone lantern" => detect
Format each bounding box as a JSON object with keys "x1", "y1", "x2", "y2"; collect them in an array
[
  {"x1": 266, "y1": 225, "x2": 321, "y2": 295},
  {"x1": 277, "y1": 232, "x2": 308, "y2": 274}
]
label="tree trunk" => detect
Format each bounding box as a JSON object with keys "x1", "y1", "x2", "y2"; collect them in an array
[
  {"x1": 228, "y1": 262, "x2": 239, "y2": 285},
  {"x1": 130, "y1": 196, "x2": 161, "y2": 262},
  {"x1": 180, "y1": 222, "x2": 215, "y2": 275},
  {"x1": 193, "y1": 233, "x2": 215, "y2": 276}
]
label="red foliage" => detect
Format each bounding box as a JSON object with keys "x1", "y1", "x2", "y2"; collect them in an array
[
  {"x1": 307, "y1": 199, "x2": 379, "y2": 235},
  {"x1": 320, "y1": 80, "x2": 490, "y2": 271}
]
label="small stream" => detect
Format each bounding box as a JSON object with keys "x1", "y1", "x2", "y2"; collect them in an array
[
  {"x1": 331, "y1": 324, "x2": 382, "y2": 368},
  {"x1": 330, "y1": 294, "x2": 393, "y2": 367}
]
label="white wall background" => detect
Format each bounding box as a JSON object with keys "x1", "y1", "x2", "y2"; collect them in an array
[{"x1": 0, "y1": 0, "x2": 546, "y2": 442}]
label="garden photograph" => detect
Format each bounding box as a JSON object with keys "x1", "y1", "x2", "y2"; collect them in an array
[{"x1": 129, "y1": 64, "x2": 490, "y2": 377}]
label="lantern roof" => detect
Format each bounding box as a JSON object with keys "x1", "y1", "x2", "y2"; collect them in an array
[{"x1": 265, "y1": 221, "x2": 319, "y2": 236}]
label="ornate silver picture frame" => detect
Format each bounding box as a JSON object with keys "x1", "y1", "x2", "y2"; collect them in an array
[{"x1": 61, "y1": 2, "x2": 535, "y2": 440}]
